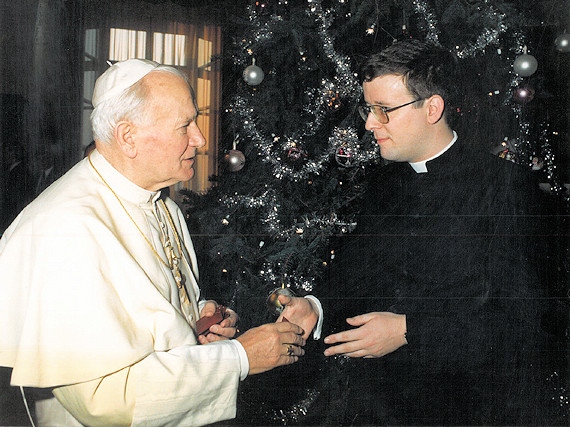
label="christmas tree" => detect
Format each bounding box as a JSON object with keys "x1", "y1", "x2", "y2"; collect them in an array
[{"x1": 183, "y1": 0, "x2": 569, "y2": 423}]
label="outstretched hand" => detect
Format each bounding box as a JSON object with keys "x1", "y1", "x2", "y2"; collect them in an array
[{"x1": 323, "y1": 312, "x2": 407, "y2": 358}]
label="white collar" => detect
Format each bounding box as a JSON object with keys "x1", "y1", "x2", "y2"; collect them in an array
[
  {"x1": 89, "y1": 149, "x2": 160, "y2": 205},
  {"x1": 409, "y1": 131, "x2": 458, "y2": 173}
]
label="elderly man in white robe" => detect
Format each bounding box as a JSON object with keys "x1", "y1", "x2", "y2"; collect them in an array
[{"x1": 0, "y1": 59, "x2": 321, "y2": 427}]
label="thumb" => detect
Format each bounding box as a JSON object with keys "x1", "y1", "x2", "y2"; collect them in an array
[
  {"x1": 277, "y1": 293, "x2": 293, "y2": 307},
  {"x1": 346, "y1": 313, "x2": 369, "y2": 327},
  {"x1": 200, "y1": 300, "x2": 218, "y2": 317}
]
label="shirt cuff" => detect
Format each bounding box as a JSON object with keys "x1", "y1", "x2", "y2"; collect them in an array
[
  {"x1": 304, "y1": 295, "x2": 323, "y2": 340},
  {"x1": 198, "y1": 300, "x2": 206, "y2": 313},
  {"x1": 230, "y1": 339, "x2": 250, "y2": 381}
]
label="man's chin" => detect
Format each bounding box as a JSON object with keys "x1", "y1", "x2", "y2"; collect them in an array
[{"x1": 181, "y1": 168, "x2": 195, "y2": 182}]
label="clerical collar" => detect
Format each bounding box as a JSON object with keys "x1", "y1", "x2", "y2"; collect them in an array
[{"x1": 409, "y1": 131, "x2": 458, "y2": 173}]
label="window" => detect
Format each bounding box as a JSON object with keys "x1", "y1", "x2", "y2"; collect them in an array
[{"x1": 83, "y1": 23, "x2": 221, "y2": 195}]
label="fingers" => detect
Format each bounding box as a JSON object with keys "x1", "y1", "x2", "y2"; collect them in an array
[
  {"x1": 236, "y1": 322, "x2": 307, "y2": 375},
  {"x1": 324, "y1": 328, "x2": 357, "y2": 345},
  {"x1": 323, "y1": 341, "x2": 362, "y2": 357},
  {"x1": 198, "y1": 305, "x2": 239, "y2": 342},
  {"x1": 207, "y1": 324, "x2": 237, "y2": 340},
  {"x1": 197, "y1": 334, "x2": 210, "y2": 345},
  {"x1": 224, "y1": 308, "x2": 239, "y2": 326},
  {"x1": 216, "y1": 309, "x2": 238, "y2": 329},
  {"x1": 323, "y1": 312, "x2": 406, "y2": 359},
  {"x1": 282, "y1": 343, "x2": 304, "y2": 358},
  {"x1": 274, "y1": 318, "x2": 305, "y2": 337},
  {"x1": 323, "y1": 328, "x2": 362, "y2": 357}
]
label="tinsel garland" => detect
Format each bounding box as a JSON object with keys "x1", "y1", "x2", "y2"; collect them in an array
[
  {"x1": 538, "y1": 122, "x2": 566, "y2": 197},
  {"x1": 220, "y1": 183, "x2": 358, "y2": 239},
  {"x1": 411, "y1": 0, "x2": 440, "y2": 43},
  {"x1": 503, "y1": 32, "x2": 534, "y2": 169},
  {"x1": 268, "y1": 389, "x2": 321, "y2": 424},
  {"x1": 454, "y1": 7, "x2": 507, "y2": 58},
  {"x1": 411, "y1": 0, "x2": 508, "y2": 58}
]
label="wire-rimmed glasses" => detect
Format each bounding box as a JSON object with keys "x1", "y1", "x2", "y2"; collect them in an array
[{"x1": 357, "y1": 99, "x2": 424, "y2": 123}]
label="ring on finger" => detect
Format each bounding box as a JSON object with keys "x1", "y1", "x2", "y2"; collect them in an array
[{"x1": 286, "y1": 344, "x2": 294, "y2": 356}]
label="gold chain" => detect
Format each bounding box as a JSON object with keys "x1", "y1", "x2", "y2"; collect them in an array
[
  {"x1": 158, "y1": 199, "x2": 184, "y2": 262},
  {"x1": 158, "y1": 198, "x2": 189, "y2": 293}
]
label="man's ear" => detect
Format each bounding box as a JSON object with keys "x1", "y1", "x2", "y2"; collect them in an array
[
  {"x1": 114, "y1": 121, "x2": 137, "y2": 159},
  {"x1": 426, "y1": 95, "x2": 445, "y2": 124}
]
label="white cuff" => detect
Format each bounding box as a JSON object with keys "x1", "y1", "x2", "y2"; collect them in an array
[
  {"x1": 304, "y1": 295, "x2": 323, "y2": 340},
  {"x1": 230, "y1": 339, "x2": 250, "y2": 380}
]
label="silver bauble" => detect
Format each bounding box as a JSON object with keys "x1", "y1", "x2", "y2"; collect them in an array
[
  {"x1": 555, "y1": 34, "x2": 570, "y2": 52},
  {"x1": 513, "y1": 53, "x2": 538, "y2": 77},
  {"x1": 243, "y1": 64, "x2": 265, "y2": 86},
  {"x1": 224, "y1": 149, "x2": 246, "y2": 172}
]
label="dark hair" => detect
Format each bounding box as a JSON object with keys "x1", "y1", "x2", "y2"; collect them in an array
[{"x1": 359, "y1": 39, "x2": 462, "y2": 122}]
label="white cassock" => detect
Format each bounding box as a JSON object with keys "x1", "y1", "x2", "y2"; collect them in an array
[{"x1": 0, "y1": 149, "x2": 248, "y2": 426}]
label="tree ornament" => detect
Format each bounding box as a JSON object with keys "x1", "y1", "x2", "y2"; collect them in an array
[
  {"x1": 513, "y1": 47, "x2": 538, "y2": 77},
  {"x1": 286, "y1": 145, "x2": 307, "y2": 162},
  {"x1": 324, "y1": 90, "x2": 342, "y2": 110},
  {"x1": 254, "y1": 0, "x2": 274, "y2": 16},
  {"x1": 555, "y1": 33, "x2": 570, "y2": 52},
  {"x1": 513, "y1": 85, "x2": 535, "y2": 104},
  {"x1": 224, "y1": 136, "x2": 246, "y2": 172},
  {"x1": 224, "y1": 150, "x2": 246, "y2": 172},
  {"x1": 335, "y1": 146, "x2": 354, "y2": 167},
  {"x1": 266, "y1": 286, "x2": 296, "y2": 316},
  {"x1": 531, "y1": 156, "x2": 544, "y2": 171},
  {"x1": 493, "y1": 139, "x2": 518, "y2": 163},
  {"x1": 243, "y1": 58, "x2": 265, "y2": 86}
]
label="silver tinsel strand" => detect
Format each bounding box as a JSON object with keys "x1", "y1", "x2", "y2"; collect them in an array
[
  {"x1": 538, "y1": 122, "x2": 565, "y2": 196},
  {"x1": 269, "y1": 388, "x2": 321, "y2": 424},
  {"x1": 260, "y1": 265, "x2": 317, "y2": 293},
  {"x1": 454, "y1": 7, "x2": 507, "y2": 59},
  {"x1": 221, "y1": 187, "x2": 357, "y2": 242},
  {"x1": 411, "y1": 0, "x2": 440, "y2": 43}
]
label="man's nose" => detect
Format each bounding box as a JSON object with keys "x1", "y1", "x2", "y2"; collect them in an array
[
  {"x1": 189, "y1": 123, "x2": 206, "y2": 148},
  {"x1": 365, "y1": 113, "x2": 382, "y2": 131}
]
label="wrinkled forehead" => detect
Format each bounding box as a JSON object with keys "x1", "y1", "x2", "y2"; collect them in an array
[{"x1": 143, "y1": 71, "x2": 199, "y2": 121}]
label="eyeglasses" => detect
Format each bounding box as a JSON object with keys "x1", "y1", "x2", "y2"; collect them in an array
[{"x1": 357, "y1": 99, "x2": 424, "y2": 123}]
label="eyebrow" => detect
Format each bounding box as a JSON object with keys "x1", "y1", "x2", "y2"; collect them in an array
[
  {"x1": 176, "y1": 117, "x2": 193, "y2": 128},
  {"x1": 365, "y1": 99, "x2": 387, "y2": 106},
  {"x1": 184, "y1": 110, "x2": 199, "y2": 124}
]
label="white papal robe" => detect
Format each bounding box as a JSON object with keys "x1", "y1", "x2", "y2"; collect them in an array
[{"x1": 0, "y1": 149, "x2": 248, "y2": 426}]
